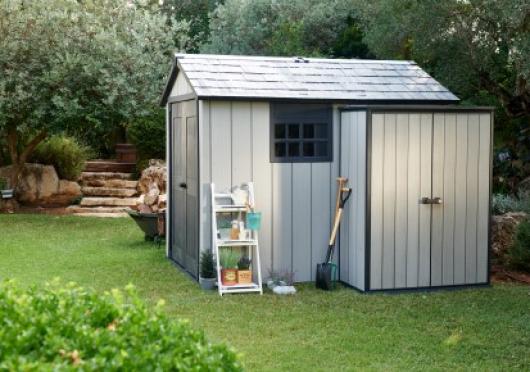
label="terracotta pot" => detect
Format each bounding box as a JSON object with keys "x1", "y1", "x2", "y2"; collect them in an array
[
  {"x1": 237, "y1": 270, "x2": 252, "y2": 284},
  {"x1": 221, "y1": 269, "x2": 237, "y2": 286}
]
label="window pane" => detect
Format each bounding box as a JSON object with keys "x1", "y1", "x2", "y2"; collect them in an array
[
  {"x1": 314, "y1": 124, "x2": 327, "y2": 138},
  {"x1": 275, "y1": 143, "x2": 286, "y2": 157},
  {"x1": 303, "y1": 124, "x2": 314, "y2": 139},
  {"x1": 275, "y1": 124, "x2": 286, "y2": 139},
  {"x1": 303, "y1": 142, "x2": 314, "y2": 157},
  {"x1": 288, "y1": 142, "x2": 300, "y2": 157},
  {"x1": 315, "y1": 142, "x2": 327, "y2": 157},
  {"x1": 288, "y1": 124, "x2": 300, "y2": 139}
]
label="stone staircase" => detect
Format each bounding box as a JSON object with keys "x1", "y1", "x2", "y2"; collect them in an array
[{"x1": 68, "y1": 162, "x2": 139, "y2": 217}]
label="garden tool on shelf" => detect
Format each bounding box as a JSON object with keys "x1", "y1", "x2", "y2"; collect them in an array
[{"x1": 316, "y1": 177, "x2": 352, "y2": 291}]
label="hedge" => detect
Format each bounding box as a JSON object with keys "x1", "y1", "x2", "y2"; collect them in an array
[{"x1": 0, "y1": 280, "x2": 241, "y2": 371}]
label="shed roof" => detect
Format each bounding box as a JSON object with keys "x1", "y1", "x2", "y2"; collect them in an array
[{"x1": 161, "y1": 54, "x2": 459, "y2": 104}]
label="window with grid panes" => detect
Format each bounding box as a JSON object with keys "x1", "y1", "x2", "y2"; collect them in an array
[{"x1": 270, "y1": 103, "x2": 332, "y2": 162}]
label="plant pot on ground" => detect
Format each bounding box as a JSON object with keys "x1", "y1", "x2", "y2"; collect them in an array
[
  {"x1": 199, "y1": 251, "x2": 216, "y2": 290},
  {"x1": 219, "y1": 250, "x2": 239, "y2": 286},
  {"x1": 237, "y1": 256, "x2": 252, "y2": 284}
]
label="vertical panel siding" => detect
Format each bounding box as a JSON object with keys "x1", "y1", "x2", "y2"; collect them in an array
[
  {"x1": 442, "y1": 114, "x2": 457, "y2": 285},
  {"x1": 198, "y1": 100, "x2": 337, "y2": 282},
  {"x1": 394, "y1": 114, "x2": 409, "y2": 288},
  {"x1": 292, "y1": 164, "x2": 312, "y2": 280},
  {"x1": 210, "y1": 102, "x2": 232, "y2": 190},
  {"x1": 406, "y1": 114, "x2": 421, "y2": 287},
  {"x1": 382, "y1": 114, "x2": 396, "y2": 289},
  {"x1": 465, "y1": 114, "x2": 480, "y2": 283},
  {"x1": 370, "y1": 114, "x2": 385, "y2": 290},
  {"x1": 476, "y1": 113, "x2": 491, "y2": 283},
  {"x1": 231, "y1": 102, "x2": 252, "y2": 185},
  {"x1": 418, "y1": 114, "x2": 432, "y2": 287},
  {"x1": 453, "y1": 114, "x2": 468, "y2": 284},
  {"x1": 251, "y1": 103, "x2": 273, "y2": 276},
  {"x1": 339, "y1": 111, "x2": 366, "y2": 290},
  {"x1": 431, "y1": 114, "x2": 445, "y2": 286}
]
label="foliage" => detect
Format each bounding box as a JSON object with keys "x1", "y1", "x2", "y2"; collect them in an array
[
  {"x1": 29, "y1": 135, "x2": 92, "y2": 181},
  {"x1": 238, "y1": 256, "x2": 251, "y2": 270},
  {"x1": 0, "y1": 0, "x2": 188, "y2": 185},
  {"x1": 492, "y1": 192, "x2": 530, "y2": 215},
  {"x1": 127, "y1": 109, "x2": 166, "y2": 172},
  {"x1": 219, "y1": 250, "x2": 239, "y2": 269},
  {"x1": 202, "y1": 0, "x2": 370, "y2": 58},
  {"x1": 510, "y1": 219, "x2": 530, "y2": 272},
  {"x1": 0, "y1": 280, "x2": 241, "y2": 370},
  {"x1": 200, "y1": 251, "x2": 216, "y2": 278}
]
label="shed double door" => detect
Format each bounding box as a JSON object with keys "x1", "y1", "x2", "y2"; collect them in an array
[
  {"x1": 369, "y1": 111, "x2": 491, "y2": 290},
  {"x1": 170, "y1": 100, "x2": 198, "y2": 278}
]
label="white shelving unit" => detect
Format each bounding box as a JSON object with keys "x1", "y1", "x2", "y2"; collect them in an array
[{"x1": 211, "y1": 182, "x2": 263, "y2": 296}]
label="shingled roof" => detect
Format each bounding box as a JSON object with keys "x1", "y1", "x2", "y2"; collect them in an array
[{"x1": 161, "y1": 54, "x2": 459, "y2": 104}]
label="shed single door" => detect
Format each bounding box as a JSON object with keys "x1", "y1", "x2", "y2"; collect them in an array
[
  {"x1": 170, "y1": 100, "x2": 199, "y2": 278},
  {"x1": 369, "y1": 111, "x2": 491, "y2": 290}
]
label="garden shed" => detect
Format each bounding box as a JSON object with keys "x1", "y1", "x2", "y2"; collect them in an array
[{"x1": 160, "y1": 53, "x2": 492, "y2": 291}]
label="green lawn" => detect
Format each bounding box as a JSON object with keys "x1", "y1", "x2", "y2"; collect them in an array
[{"x1": 1, "y1": 214, "x2": 529, "y2": 371}]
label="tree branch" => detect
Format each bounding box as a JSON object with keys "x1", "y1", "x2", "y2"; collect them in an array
[{"x1": 19, "y1": 130, "x2": 48, "y2": 164}]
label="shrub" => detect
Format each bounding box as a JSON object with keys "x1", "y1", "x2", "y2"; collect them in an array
[
  {"x1": 509, "y1": 219, "x2": 530, "y2": 272},
  {"x1": 492, "y1": 192, "x2": 530, "y2": 215},
  {"x1": 0, "y1": 280, "x2": 241, "y2": 371},
  {"x1": 127, "y1": 109, "x2": 166, "y2": 172},
  {"x1": 30, "y1": 136, "x2": 92, "y2": 180},
  {"x1": 200, "y1": 251, "x2": 216, "y2": 278}
]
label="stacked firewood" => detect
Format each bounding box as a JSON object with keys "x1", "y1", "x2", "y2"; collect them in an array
[{"x1": 136, "y1": 160, "x2": 167, "y2": 213}]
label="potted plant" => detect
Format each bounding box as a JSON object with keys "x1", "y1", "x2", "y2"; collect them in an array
[
  {"x1": 0, "y1": 177, "x2": 14, "y2": 199},
  {"x1": 199, "y1": 251, "x2": 216, "y2": 290},
  {"x1": 237, "y1": 256, "x2": 252, "y2": 284},
  {"x1": 219, "y1": 250, "x2": 239, "y2": 286}
]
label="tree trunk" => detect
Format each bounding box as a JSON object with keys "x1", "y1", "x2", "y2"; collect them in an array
[{"x1": 6, "y1": 127, "x2": 47, "y2": 189}]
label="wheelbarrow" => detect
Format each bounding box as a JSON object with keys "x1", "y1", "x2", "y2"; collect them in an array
[{"x1": 127, "y1": 209, "x2": 166, "y2": 245}]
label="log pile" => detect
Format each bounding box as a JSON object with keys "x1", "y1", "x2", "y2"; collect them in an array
[
  {"x1": 491, "y1": 212, "x2": 527, "y2": 264},
  {"x1": 136, "y1": 160, "x2": 167, "y2": 213}
]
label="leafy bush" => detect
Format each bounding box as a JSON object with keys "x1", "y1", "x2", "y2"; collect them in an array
[
  {"x1": 0, "y1": 280, "x2": 241, "y2": 371},
  {"x1": 127, "y1": 109, "x2": 166, "y2": 172},
  {"x1": 30, "y1": 136, "x2": 92, "y2": 180},
  {"x1": 492, "y1": 192, "x2": 530, "y2": 215},
  {"x1": 510, "y1": 219, "x2": 530, "y2": 272},
  {"x1": 200, "y1": 251, "x2": 216, "y2": 278}
]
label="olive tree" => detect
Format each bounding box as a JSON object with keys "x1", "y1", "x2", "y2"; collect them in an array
[{"x1": 0, "y1": 0, "x2": 188, "y2": 186}]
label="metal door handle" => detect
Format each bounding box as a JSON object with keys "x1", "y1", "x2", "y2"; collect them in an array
[
  {"x1": 421, "y1": 197, "x2": 443, "y2": 205},
  {"x1": 179, "y1": 182, "x2": 187, "y2": 189}
]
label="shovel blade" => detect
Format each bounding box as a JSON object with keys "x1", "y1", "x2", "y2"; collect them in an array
[{"x1": 316, "y1": 263, "x2": 334, "y2": 290}]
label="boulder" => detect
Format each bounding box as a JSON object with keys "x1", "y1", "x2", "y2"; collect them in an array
[
  {"x1": 0, "y1": 164, "x2": 81, "y2": 207},
  {"x1": 136, "y1": 160, "x2": 167, "y2": 213},
  {"x1": 491, "y1": 212, "x2": 528, "y2": 263}
]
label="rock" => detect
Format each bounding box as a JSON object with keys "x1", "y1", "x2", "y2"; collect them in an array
[
  {"x1": 0, "y1": 164, "x2": 81, "y2": 207},
  {"x1": 144, "y1": 185, "x2": 160, "y2": 205},
  {"x1": 138, "y1": 160, "x2": 166, "y2": 195},
  {"x1": 272, "y1": 285, "x2": 297, "y2": 295},
  {"x1": 136, "y1": 194, "x2": 145, "y2": 206},
  {"x1": 138, "y1": 203, "x2": 153, "y2": 213},
  {"x1": 0, "y1": 198, "x2": 19, "y2": 213},
  {"x1": 491, "y1": 212, "x2": 528, "y2": 263},
  {"x1": 158, "y1": 194, "x2": 167, "y2": 210}
]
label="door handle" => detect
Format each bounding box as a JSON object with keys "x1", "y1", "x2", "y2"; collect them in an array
[
  {"x1": 421, "y1": 197, "x2": 443, "y2": 205},
  {"x1": 179, "y1": 182, "x2": 187, "y2": 189}
]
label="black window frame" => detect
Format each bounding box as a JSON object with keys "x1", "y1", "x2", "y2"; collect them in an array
[{"x1": 270, "y1": 103, "x2": 333, "y2": 163}]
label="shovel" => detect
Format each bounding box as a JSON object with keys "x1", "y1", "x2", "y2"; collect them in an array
[{"x1": 316, "y1": 178, "x2": 352, "y2": 290}]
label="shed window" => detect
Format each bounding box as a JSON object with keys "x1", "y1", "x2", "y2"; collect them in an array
[{"x1": 271, "y1": 103, "x2": 332, "y2": 162}]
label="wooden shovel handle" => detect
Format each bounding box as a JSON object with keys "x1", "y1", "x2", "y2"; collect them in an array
[
  {"x1": 328, "y1": 208, "x2": 343, "y2": 246},
  {"x1": 334, "y1": 177, "x2": 348, "y2": 216}
]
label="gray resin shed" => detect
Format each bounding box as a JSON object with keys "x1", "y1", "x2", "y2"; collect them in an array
[{"x1": 160, "y1": 54, "x2": 492, "y2": 292}]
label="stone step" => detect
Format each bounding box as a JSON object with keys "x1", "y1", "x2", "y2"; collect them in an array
[
  {"x1": 79, "y1": 197, "x2": 138, "y2": 207},
  {"x1": 84, "y1": 160, "x2": 136, "y2": 173},
  {"x1": 67, "y1": 206, "x2": 130, "y2": 214},
  {"x1": 80, "y1": 172, "x2": 134, "y2": 181},
  {"x1": 73, "y1": 212, "x2": 129, "y2": 218},
  {"x1": 81, "y1": 186, "x2": 138, "y2": 197},
  {"x1": 81, "y1": 179, "x2": 138, "y2": 189}
]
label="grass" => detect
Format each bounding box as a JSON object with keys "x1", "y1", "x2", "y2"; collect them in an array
[{"x1": 1, "y1": 214, "x2": 529, "y2": 370}]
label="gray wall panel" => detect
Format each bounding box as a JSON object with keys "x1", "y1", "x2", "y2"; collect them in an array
[
  {"x1": 477, "y1": 113, "x2": 491, "y2": 283},
  {"x1": 465, "y1": 114, "x2": 480, "y2": 283},
  {"x1": 418, "y1": 113, "x2": 432, "y2": 287},
  {"x1": 382, "y1": 114, "x2": 396, "y2": 289},
  {"x1": 292, "y1": 164, "x2": 312, "y2": 280},
  {"x1": 311, "y1": 163, "x2": 332, "y2": 281},
  {"x1": 272, "y1": 163, "x2": 293, "y2": 272}
]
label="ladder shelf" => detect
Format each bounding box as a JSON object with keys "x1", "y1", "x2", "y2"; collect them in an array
[{"x1": 211, "y1": 182, "x2": 263, "y2": 296}]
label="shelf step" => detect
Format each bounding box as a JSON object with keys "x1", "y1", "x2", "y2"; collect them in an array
[
  {"x1": 217, "y1": 240, "x2": 257, "y2": 247},
  {"x1": 220, "y1": 283, "x2": 260, "y2": 290},
  {"x1": 214, "y1": 206, "x2": 248, "y2": 212}
]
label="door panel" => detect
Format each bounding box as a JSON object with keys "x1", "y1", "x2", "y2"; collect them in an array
[
  {"x1": 170, "y1": 101, "x2": 198, "y2": 278},
  {"x1": 370, "y1": 113, "x2": 432, "y2": 290}
]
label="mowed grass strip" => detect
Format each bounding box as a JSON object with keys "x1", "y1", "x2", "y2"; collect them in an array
[{"x1": 1, "y1": 214, "x2": 529, "y2": 370}]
